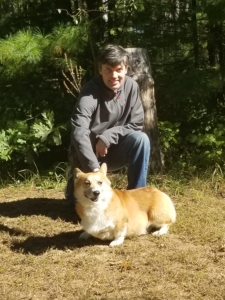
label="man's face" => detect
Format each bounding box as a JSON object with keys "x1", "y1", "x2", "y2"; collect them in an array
[{"x1": 99, "y1": 63, "x2": 127, "y2": 91}]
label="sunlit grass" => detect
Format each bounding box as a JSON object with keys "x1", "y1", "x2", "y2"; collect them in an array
[{"x1": 1, "y1": 166, "x2": 225, "y2": 299}]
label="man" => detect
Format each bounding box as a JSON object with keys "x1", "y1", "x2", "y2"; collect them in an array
[{"x1": 65, "y1": 44, "x2": 150, "y2": 202}]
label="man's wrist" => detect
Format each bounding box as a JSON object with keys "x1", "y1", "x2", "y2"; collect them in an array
[{"x1": 92, "y1": 168, "x2": 100, "y2": 172}]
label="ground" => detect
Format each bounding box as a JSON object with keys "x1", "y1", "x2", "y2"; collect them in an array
[{"x1": 0, "y1": 173, "x2": 225, "y2": 300}]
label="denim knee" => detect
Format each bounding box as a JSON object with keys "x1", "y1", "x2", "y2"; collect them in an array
[{"x1": 130, "y1": 131, "x2": 150, "y2": 150}]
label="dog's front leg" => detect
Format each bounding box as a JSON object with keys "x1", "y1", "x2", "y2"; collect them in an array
[
  {"x1": 79, "y1": 231, "x2": 91, "y2": 240},
  {"x1": 109, "y1": 226, "x2": 127, "y2": 247}
]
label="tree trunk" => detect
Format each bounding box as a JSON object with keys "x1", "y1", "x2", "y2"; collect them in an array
[
  {"x1": 126, "y1": 48, "x2": 163, "y2": 173},
  {"x1": 207, "y1": 21, "x2": 217, "y2": 67},
  {"x1": 215, "y1": 22, "x2": 225, "y2": 97},
  {"x1": 191, "y1": 0, "x2": 199, "y2": 67}
]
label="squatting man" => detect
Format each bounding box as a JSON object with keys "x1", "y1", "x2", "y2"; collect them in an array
[{"x1": 65, "y1": 44, "x2": 150, "y2": 202}]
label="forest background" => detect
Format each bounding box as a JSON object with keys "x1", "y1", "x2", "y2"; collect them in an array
[{"x1": 1, "y1": 0, "x2": 225, "y2": 180}]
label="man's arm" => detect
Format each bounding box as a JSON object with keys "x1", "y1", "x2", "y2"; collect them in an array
[{"x1": 71, "y1": 94, "x2": 100, "y2": 172}]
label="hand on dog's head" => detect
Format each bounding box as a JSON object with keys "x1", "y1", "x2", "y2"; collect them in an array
[{"x1": 74, "y1": 163, "x2": 108, "y2": 179}]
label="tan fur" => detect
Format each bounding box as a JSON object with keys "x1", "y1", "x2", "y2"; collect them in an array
[{"x1": 74, "y1": 163, "x2": 176, "y2": 246}]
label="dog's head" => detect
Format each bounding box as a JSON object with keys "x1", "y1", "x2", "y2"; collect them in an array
[{"x1": 74, "y1": 163, "x2": 112, "y2": 206}]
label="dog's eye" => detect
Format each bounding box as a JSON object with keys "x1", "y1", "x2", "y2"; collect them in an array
[
  {"x1": 98, "y1": 181, "x2": 102, "y2": 185},
  {"x1": 84, "y1": 180, "x2": 90, "y2": 186}
]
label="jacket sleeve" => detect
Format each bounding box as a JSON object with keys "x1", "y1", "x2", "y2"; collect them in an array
[
  {"x1": 71, "y1": 94, "x2": 100, "y2": 171},
  {"x1": 97, "y1": 85, "x2": 144, "y2": 148}
]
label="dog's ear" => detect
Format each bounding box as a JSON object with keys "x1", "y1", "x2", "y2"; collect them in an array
[
  {"x1": 100, "y1": 163, "x2": 107, "y2": 176},
  {"x1": 74, "y1": 168, "x2": 83, "y2": 179}
]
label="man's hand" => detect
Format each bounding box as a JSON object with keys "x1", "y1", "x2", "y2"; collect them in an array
[{"x1": 95, "y1": 138, "x2": 108, "y2": 158}]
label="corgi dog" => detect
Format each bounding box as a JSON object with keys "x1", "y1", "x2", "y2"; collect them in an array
[{"x1": 74, "y1": 163, "x2": 176, "y2": 247}]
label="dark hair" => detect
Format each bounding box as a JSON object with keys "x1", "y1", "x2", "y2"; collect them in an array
[{"x1": 97, "y1": 44, "x2": 129, "y2": 69}]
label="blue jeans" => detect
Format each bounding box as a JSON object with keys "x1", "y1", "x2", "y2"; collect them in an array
[{"x1": 100, "y1": 131, "x2": 150, "y2": 189}]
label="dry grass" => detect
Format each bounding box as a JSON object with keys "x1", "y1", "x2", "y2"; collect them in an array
[{"x1": 0, "y1": 171, "x2": 225, "y2": 300}]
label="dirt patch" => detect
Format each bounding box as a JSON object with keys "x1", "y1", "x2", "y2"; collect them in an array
[{"x1": 0, "y1": 182, "x2": 225, "y2": 300}]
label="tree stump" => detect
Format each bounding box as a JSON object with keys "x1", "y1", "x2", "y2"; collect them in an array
[{"x1": 126, "y1": 48, "x2": 163, "y2": 172}]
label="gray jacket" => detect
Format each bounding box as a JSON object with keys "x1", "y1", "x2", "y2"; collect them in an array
[{"x1": 71, "y1": 75, "x2": 144, "y2": 170}]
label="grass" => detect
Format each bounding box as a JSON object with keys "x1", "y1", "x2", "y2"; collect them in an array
[{"x1": 0, "y1": 169, "x2": 225, "y2": 300}]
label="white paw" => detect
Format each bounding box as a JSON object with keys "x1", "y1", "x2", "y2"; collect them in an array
[
  {"x1": 152, "y1": 230, "x2": 162, "y2": 237},
  {"x1": 79, "y1": 231, "x2": 91, "y2": 240},
  {"x1": 109, "y1": 238, "x2": 124, "y2": 247},
  {"x1": 152, "y1": 225, "x2": 169, "y2": 237}
]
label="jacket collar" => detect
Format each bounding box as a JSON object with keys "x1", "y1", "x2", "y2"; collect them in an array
[{"x1": 98, "y1": 75, "x2": 124, "y2": 97}]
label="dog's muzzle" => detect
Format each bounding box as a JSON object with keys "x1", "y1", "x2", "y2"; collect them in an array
[{"x1": 85, "y1": 190, "x2": 100, "y2": 202}]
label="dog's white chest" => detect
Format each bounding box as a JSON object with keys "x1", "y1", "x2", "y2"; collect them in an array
[{"x1": 81, "y1": 209, "x2": 115, "y2": 240}]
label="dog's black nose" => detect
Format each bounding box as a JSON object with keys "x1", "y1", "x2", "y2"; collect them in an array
[{"x1": 93, "y1": 191, "x2": 100, "y2": 196}]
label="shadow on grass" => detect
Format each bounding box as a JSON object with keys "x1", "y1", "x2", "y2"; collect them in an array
[
  {"x1": 1, "y1": 197, "x2": 111, "y2": 255},
  {"x1": 0, "y1": 197, "x2": 78, "y2": 223},
  {"x1": 10, "y1": 231, "x2": 110, "y2": 255},
  {"x1": 0, "y1": 223, "x2": 27, "y2": 236}
]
